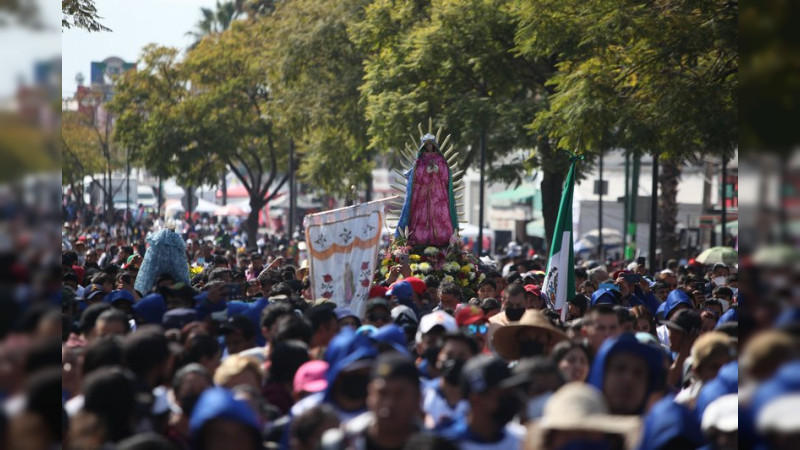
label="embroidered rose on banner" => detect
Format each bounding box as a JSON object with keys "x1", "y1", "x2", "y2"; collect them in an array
[{"x1": 323, "y1": 274, "x2": 333, "y2": 283}]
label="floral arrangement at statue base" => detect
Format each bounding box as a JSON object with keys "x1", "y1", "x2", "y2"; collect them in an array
[{"x1": 380, "y1": 228, "x2": 485, "y2": 299}]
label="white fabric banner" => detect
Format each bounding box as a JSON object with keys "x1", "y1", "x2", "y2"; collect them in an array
[{"x1": 303, "y1": 199, "x2": 390, "y2": 312}]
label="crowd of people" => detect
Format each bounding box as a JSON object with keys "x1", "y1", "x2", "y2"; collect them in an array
[{"x1": 0, "y1": 207, "x2": 793, "y2": 450}]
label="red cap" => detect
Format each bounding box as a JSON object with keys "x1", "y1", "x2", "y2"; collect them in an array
[
  {"x1": 368, "y1": 285, "x2": 389, "y2": 298},
  {"x1": 523, "y1": 284, "x2": 541, "y2": 296},
  {"x1": 455, "y1": 305, "x2": 487, "y2": 326},
  {"x1": 611, "y1": 269, "x2": 630, "y2": 280},
  {"x1": 293, "y1": 360, "x2": 329, "y2": 394},
  {"x1": 403, "y1": 276, "x2": 427, "y2": 295}
]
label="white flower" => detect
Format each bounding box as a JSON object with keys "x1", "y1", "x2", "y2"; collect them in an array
[
  {"x1": 424, "y1": 246, "x2": 439, "y2": 256},
  {"x1": 469, "y1": 272, "x2": 476, "y2": 280},
  {"x1": 418, "y1": 262, "x2": 432, "y2": 272},
  {"x1": 443, "y1": 275, "x2": 455, "y2": 283}
]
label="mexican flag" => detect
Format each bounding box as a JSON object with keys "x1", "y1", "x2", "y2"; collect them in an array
[{"x1": 542, "y1": 157, "x2": 580, "y2": 321}]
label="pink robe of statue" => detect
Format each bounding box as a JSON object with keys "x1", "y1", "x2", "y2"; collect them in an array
[{"x1": 407, "y1": 152, "x2": 454, "y2": 246}]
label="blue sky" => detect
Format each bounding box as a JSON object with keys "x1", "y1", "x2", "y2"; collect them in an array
[{"x1": 60, "y1": 0, "x2": 219, "y2": 98}]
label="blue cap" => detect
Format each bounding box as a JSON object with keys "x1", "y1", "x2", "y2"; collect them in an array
[
  {"x1": 590, "y1": 288, "x2": 617, "y2": 306},
  {"x1": 387, "y1": 281, "x2": 413, "y2": 301},
  {"x1": 370, "y1": 324, "x2": 409, "y2": 355},
  {"x1": 105, "y1": 289, "x2": 135, "y2": 305}
]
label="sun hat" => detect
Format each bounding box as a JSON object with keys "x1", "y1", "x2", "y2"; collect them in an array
[
  {"x1": 492, "y1": 310, "x2": 567, "y2": 360},
  {"x1": 528, "y1": 382, "x2": 642, "y2": 449}
]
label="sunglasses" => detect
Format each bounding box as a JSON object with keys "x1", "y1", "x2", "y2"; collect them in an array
[
  {"x1": 464, "y1": 324, "x2": 488, "y2": 335},
  {"x1": 367, "y1": 314, "x2": 391, "y2": 323}
]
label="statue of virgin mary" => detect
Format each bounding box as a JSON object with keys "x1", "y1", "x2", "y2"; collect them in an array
[{"x1": 394, "y1": 127, "x2": 462, "y2": 247}]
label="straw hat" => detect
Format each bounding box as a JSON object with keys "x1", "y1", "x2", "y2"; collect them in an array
[
  {"x1": 492, "y1": 310, "x2": 567, "y2": 360},
  {"x1": 526, "y1": 382, "x2": 642, "y2": 450}
]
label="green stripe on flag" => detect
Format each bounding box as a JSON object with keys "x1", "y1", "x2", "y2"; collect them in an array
[{"x1": 543, "y1": 158, "x2": 579, "y2": 321}]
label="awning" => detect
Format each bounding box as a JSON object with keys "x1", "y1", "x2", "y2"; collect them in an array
[
  {"x1": 526, "y1": 217, "x2": 546, "y2": 237},
  {"x1": 491, "y1": 185, "x2": 538, "y2": 203}
]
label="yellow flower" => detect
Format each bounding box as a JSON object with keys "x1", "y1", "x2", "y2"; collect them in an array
[
  {"x1": 443, "y1": 275, "x2": 455, "y2": 283},
  {"x1": 459, "y1": 278, "x2": 469, "y2": 287},
  {"x1": 418, "y1": 262, "x2": 432, "y2": 272},
  {"x1": 409, "y1": 254, "x2": 421, "y2": 262},
  {"x1": 460, "y1": 264, "x2": 471, "y2": 273},
  {"x1": 410, "y1": 263, "x2": 419, "y2": 272},
  {"x1": 380, "y1": 266, "x2": 388, "y2": 276}
]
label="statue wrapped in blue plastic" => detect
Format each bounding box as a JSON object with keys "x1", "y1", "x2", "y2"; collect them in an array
[{"x1": 134, "y1": 220, "x2": 191, "y2": 294}]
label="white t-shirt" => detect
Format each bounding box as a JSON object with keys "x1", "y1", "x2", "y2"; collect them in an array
[{"x1": 422, "y1": 381, "x2": 470, "y2": 429}]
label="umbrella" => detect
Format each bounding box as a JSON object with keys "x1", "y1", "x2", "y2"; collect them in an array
[
  {"x1": 696, "y1": 246, "x2": 738, "y2": 266},
  {"x1": 214, "y1": 204, "x2": 248, "y2": 217},
  {"x1": 574, "y1": 228, "x2": 623, "y2": 253}
]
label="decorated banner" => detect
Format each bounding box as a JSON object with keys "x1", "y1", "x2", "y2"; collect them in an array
[
  {"x1": 543, "y1": 154, "x2": 583, "y2": 321},
  {"x1": 303, "y1": 199, "x2": 390, "y2": 312}
]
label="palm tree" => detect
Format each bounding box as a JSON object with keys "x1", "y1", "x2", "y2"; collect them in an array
[{"x1": 187, "y1": 1, "x2": 238, "y2": 47}]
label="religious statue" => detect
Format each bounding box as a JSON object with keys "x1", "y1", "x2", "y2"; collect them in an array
[
  {"x1": 135, "y1": 220, "x2": 191, "y2": 294},
  {"x1": 391, "y1": 119, "x2": 464, "y2": 247}
]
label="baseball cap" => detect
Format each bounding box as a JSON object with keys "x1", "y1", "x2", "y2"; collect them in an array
[
  {"x1": 611, "y1": 269, "x2": 631, "y2": 280},
  {"x1": 219, "y1": 314, "x2": 256, "y2": 339},
  {"x1": 370, "y1": 324, "x2": 409, "y2": 355},
  {"x1": 460, "y1": 354, "x2": 514, "y2": 395},
  {"x1": 162, "y1": 308, "x2": 198, "y2": 330},
  {"x1": 701, "y1": 394, "x2": 738, "y2": 433},
  {"x1": 415, "y1": 311, "x2": 457, "y2": 344},
  {"x1": 391, "y1": 305, "x2": 418, "y2": 327},
  {"x1": 84, "y1": 284, "x2": 105, "y2": 301},
  {"x1": 455, "y1": 305, "x2": 486, "y2": 327},
  {"x1": 403, "y1": 276, "x2": 427, "y2": 296},
  {"x1": 293, "y1": 360, "x2": 329, "y2": 395},
  {"x1": 371, "y1": 352, "x2": 419, "y2": 386},
  {"x1": 365, "y1": 298, "x2": 391, "y2": 314},
  {"x1": 386, "y1": 281, "x2": 413, "y2": 301},
  {"x1": 105, "y1": 289, "x2": 135, "y2": 305},
  {"x1": 662, "y1": 309, "x2": 702, "y2": 334},
  {"x1": 368, "y1": 285, "x2": 389, "y2": 298},
  {"x1": 691, "y1": 331, "x2": 735, "y2": 370},
  {"x1": 523, "y1": 284, "x2": 542, "y2": 297},
  {"x1": 334, "y1": 307, "x2": 358, "y2": 321}
]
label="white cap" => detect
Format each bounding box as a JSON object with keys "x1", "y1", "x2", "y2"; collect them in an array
[
  {"x1": 415, "y1": 311, "x2": 457, "y2": 344},
  {"x1": 627, "y1": 262, "x2": 638, "y2": 271},
  {"x1": 660, "y1": 269, "x2": 674, "y2": 275},
  {"x1": 701, "y1": 394, "x2": 738, "y2": 433},
  {"x1": 757, "y1": 393, "x2": 800, "y2": 434}
]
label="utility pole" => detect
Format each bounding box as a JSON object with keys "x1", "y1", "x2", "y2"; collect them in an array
[
  {"x1": 649, "y1": 153, "x2": 659, "y2": 272},
  {"x1": 626, "y1": 154, "x2": 641, "y2": 260},
  {"x1": 623, "y1": 150, "x2": 630, "y2": 256},
  {"x1": 720, "y1": 154, "x2": 727, "y2": 247},
  {"x1": 598, "y1": 152, "x2": 604, "y2": 262},
  {"x1": 289, "y1": 138, "x2": 296, "y2": 235},
  {"x1": 476, "y1": 127, "x2": 486, "y2": 257}
]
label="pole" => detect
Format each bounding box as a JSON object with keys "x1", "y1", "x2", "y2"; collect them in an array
[
  {"x1": 126, "y1": 148, "x2": 131, "y2": 218},
  {"x1": 477, "y1": 127, "x2": 486, "y2": 256},
  {"x1": 598, "y1": 152, "x2": 604, "y2": 262},
  {"x1": 627, "y1": 154, "x2": 641, "y2": 260},
  {"x1": 623, "y1": 150, "x2": 630, "y2": 257},
  {"x1": 289, "y1": 138, "x2": 296, "y2": 236},
  {"x1": 157, "y1": 175, "x2": 163, "y2": 217},
  {"x1": 720, "y1": 154, "x2": 727, "y2": 247},
  {"x1": 650, "y1": 153, "x2": 659, "y2": 272}
]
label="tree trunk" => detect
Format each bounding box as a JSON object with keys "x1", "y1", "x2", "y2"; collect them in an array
[
  {"x1": 658, "y1": 157, "x2": 681, "y2": 262},
  {"x1": 538, "y1": 139, "x2": 567, "y2": 251},
  {"x1": 246, "y1": 196, "x2": 265, "y2": 249}
]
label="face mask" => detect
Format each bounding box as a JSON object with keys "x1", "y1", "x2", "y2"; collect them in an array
[
  {"x1": 713, "y1": 276, "x2": 726, "y2": 286},
  {"x1": 505, "y1": 307, "x2": 525, "y2": 321},
  {"x1": 518, "y1": 340, "x2": 545, "y2": 358},
  {"x1": 339, "y1": 374, "x2": 369, "y2": 401},
  {"x1": 180, "y1": 394, "x2": 201, "y2": 417},
  {"x1": 526, "y1": 391, "x2": 553, "y2": 420},
  {"x1": 440, "y1": 358, "x2": 465, "y2": 386},
  {"x1": 423, "y1": 345, "x2": 442, "y2": 366},
  {"x1": 491, "y1": 391, "x2": 520, "y2": 426}
]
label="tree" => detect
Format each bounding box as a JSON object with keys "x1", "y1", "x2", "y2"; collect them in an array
[
  {"x1": 262, "y1": 0, "x2": 373, "y2": 198},
  {"x1": 187, "y1": 0, "x2": 238, "y2": 45},
  {"x1": 62, "y1": 0, "x2": 110, "y2": 32},
  {"x1": 62, "y1": 110, "x2": 106, "y2": 207},
  {"x1": 182, "y1": 22, "x2": 291, "y2": 247},
  {"x1": 352, "y1": 0, "x2": 558, "y2": 235},
  {"x1": 514, "y1": 0, "x2": 737, "y2": 261}
]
